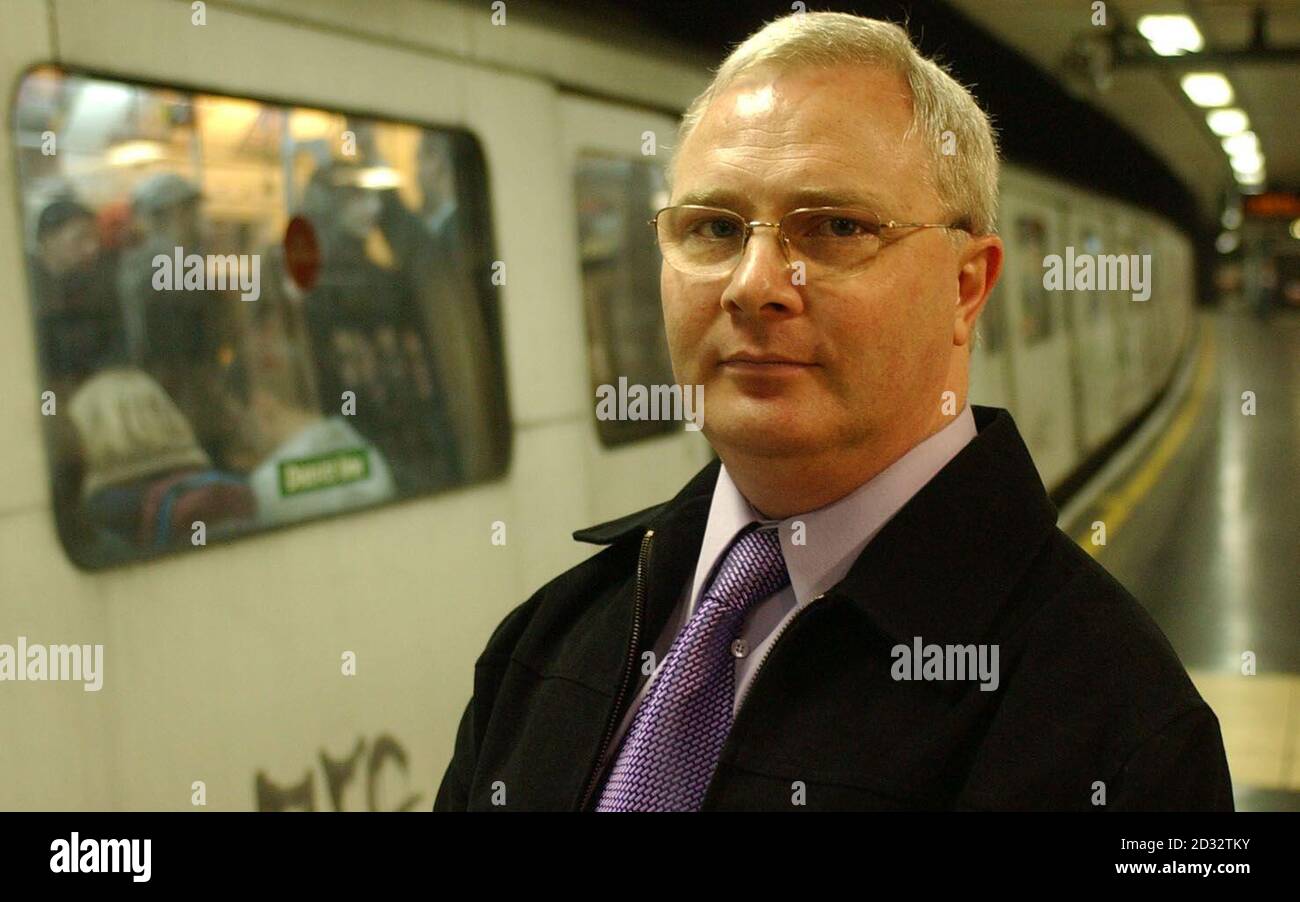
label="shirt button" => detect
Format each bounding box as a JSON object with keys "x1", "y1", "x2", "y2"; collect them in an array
[{"x1": 731, "y1": 639, "x2": 748, "y2": 658}]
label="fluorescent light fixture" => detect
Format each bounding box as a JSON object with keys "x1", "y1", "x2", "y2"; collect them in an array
[
  {"x1": 1138, "y1": 15, "x2": 1204, "y2": 56},
  {"x1": 1181, "y1": 72, "x2": 1233, "y2": 107},
  {"x1": 107, "y1": 140, "x2": 165, "y2": 167},
  {"x1": 1207, "y1": 108, "x2": 1249, "y2": 136},
  {"x1": 1231, "y1": 152, "x2": 1264, "y2": 176},
  {"x1": 355, "y1": 166, "x2": 402, "y2": 190},
  {"x1": 1222, "y1": 132, "x2": 1260, "y2": 157}
]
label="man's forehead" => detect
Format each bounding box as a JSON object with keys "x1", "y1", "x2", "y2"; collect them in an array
[{"x1": 673, "y1": 65, "x2": 921, "y2": 213}]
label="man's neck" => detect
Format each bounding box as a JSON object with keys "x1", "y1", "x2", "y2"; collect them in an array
[{"x1": 717, "y1": 410, "x2": 958, "y2": 519}]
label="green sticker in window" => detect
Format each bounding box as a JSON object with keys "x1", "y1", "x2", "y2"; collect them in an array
[{"x1": 278, "y1": 448, "x2": 371, "y2": 497}]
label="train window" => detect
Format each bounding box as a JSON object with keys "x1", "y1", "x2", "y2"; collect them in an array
[
  {"x1": 1015, "y1": 216, "x2": 1054, "y2": 344},
  {"x1": 573, "y1": 153, "x2": 676, "y2": 446},
  {"x1": 15, "y1": 67, "x2": 509, "y2": 569}
]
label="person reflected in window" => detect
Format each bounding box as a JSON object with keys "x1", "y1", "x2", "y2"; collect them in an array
[
  {"x1": 236, "y1": 303, "x2": 396, "y2": 528},
  {"x1": 297, "y1": 160, "x2": 460, "y2": 493},
  {"x1": 67, "y1": 368, "x2": 255, "y2": 554},
  {"x1": 374, "y1": 132, "x2": 505, "y2": 482},
  {"x1": 28, "y1": 198, "x2": 126, "y2": 388},
  {"x1": 116, "y1": 172, "x2": 237, "y2": 467}
]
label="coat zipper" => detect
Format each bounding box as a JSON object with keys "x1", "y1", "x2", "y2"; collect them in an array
[
  {"x1": 701, "y1": 590, "x2": 831, "y2": 808},
  {"x1": 732, "y1": 592, "x2": 826, "y2": 716},
  {"x1": 578, "y1": 527, "x2": 654, "y2": 811}
]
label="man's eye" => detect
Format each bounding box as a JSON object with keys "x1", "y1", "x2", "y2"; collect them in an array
[
  {"x1": 693, "y1": 218, "x2": 740, "y2": 239},
  {"x1": 811, "y1": 216, "x2": 871, "y2": 238}
]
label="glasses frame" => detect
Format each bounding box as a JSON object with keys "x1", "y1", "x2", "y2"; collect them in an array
[{"x1": 649, "y1": 204, "x2": 970, "y2": 279}]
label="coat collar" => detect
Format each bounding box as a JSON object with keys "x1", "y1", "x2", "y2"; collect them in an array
[{"x1": 572, "y1": 405, "x2": 1059, "y2": 647}]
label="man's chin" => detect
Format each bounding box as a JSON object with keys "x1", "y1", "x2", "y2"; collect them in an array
[{"x1": 702, "y1": 404, "x2": 827, "y2": 459}]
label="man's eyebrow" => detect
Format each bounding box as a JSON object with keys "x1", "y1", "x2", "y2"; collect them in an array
[
  {"x1": 673, "y1": 188, "x2": 749, "y2": 209},
  {"x1": 672, "y1": 187, "x2": 898, "y2": 213}
]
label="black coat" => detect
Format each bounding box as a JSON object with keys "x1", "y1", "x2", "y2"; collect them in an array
[{"x1": 434, "y1": 405, "x2": 1233, "y2": 811}]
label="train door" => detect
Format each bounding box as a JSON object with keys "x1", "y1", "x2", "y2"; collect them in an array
[
  {"x1": 559, "y1": 94, "x2": 714, "y2": 524},
  {"x1": 1136, "y1": 224, "x2": 1163, "y2": 392},
  {"x1": 1001, "y1": 191, "x2": 1079, "y2": 489},
  {"x1": 1112, "y1": 219, "x2": 1147, "y2": 420},
  {"x1": 1070, "y1": 210, "x2": 1122, "y2": 453}
]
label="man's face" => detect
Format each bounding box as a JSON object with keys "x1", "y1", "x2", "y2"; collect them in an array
[
  {"x1": 41, "y1": 216, "x2": 98, "y2": 276},
  {"x1": 153, "y1": 197, "x2": 202, "y2": 248},
  {"x1": 663, "y1": 65, "x2": 990, "y2": 462}
]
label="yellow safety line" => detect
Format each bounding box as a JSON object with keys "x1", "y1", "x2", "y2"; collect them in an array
[{"x1": 1077, "y1": 322, "x2": 1217, "y2": 557}]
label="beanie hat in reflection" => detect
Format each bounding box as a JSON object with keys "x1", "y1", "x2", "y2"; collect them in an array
[{"x1": 68, "y1": 368, "x2": 212, "y2": 499}]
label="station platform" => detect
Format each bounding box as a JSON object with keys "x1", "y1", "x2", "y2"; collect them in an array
[{"x1": 1062, "y1": 308, "x2": 1300, "y2": 811}]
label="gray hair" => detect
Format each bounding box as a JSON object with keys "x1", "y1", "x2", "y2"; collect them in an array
[{"x1": 671, "y1": 11, "x2": 1000, "y2": 236}]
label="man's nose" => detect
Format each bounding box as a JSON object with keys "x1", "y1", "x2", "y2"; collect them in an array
[{"x1": 720, "y1": 226, "x2": 805, "y2": 316}]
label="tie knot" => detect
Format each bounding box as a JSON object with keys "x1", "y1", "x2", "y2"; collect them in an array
[{"x1": 702, "y1": 526, "x2": 790, "y2": 615}]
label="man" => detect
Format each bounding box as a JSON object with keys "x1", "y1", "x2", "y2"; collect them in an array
[
  {"x1": 117, "y1": 172, "x2": 235, "y2": 466},
  {"x1": 236, "y1": 303, "x2": 397, "y2": 528},
  {"x1": 377, "y1": 132, "x2": 507, "y2": 483},
  {"x1": 28, "y1": 198, "x2": 125, "y2": 385},
  {"x1": 434, "y1": 12, "x2": 1232, "y2": 811}
]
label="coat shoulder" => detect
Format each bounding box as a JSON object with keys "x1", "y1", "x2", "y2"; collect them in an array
[
  {"x1": 1005, "y1": 526, "x2": 1213, "y2": 754},
  {"x1": 474, "y1": 538, "x2": 638, "y2": 669}
]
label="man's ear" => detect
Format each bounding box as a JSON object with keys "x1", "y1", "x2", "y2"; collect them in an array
[{"x1": 954, "y1": 234, "x2": 1003, "y2": 348}]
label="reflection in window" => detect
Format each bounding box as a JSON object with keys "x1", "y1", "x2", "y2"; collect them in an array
[
  {"x1": 1016, "y1": 216, "x2": 1053, "y2": 344},
  {"x1": 15, "y1": 67, "x2": 509, "y2": 568},
  {"x1": 574, "y1": 154, "x2": 675, "y2": 446}
]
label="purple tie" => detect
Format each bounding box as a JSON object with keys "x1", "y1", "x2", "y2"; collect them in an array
[{"x1": 596, "y1": 525, "x2": 790, "y2": 811}]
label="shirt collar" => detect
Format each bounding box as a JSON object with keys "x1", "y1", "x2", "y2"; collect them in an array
[{"x1": 688, "y1": 403, "x2": 978, "y2": 615}]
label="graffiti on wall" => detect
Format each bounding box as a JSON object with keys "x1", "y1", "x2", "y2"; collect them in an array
[{"x1": 256, "y1": 732, "x2": 424, "y2": 811}]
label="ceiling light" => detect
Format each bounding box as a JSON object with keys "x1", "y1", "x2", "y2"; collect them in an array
[
  {"x1": 106, "y1": 140, "x2": 165, "y2": 167},
  {"x1": 355, "y1": 166, "x2": 402, "y2": 190},
  {"x1": 1138, "y1": 15, "x2": 1205, "y2": 56},
  {"x1": 1231, "y1": 152, "x2": 1264, "y2": 176},
  {"x1": 1181, "y1": 73, "x2": 1233, "y2": 107},
  {"x1": 1222, "y1": 132, "x2": 1260, "y2": 157},
  {"x1": 1207, "y1": 109, "x2": 1249, "y2": 136},
  {"x1": 1290, "y1": 219, "x2": 1300, "y2": 240}
]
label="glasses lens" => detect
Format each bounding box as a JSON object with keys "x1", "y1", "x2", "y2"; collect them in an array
[
  {"x1": 784, "y1": 209, "x2": 882, "y2": 276},
  {"x1": 657, "y1": 207, "x2": 746, "y2": 275}
]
